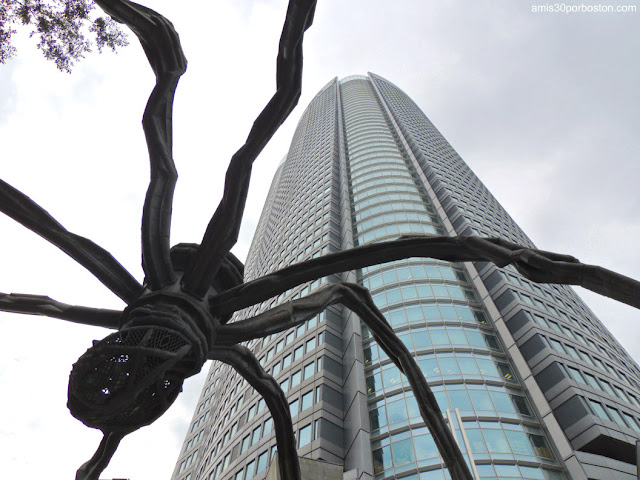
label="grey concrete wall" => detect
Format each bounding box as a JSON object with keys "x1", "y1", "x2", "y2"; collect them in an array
[{"x1": 267, "y1": 456, "x2": 343, "y2": 480}]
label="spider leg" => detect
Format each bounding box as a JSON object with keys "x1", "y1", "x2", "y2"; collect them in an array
[
  {"x1": 216, "y1": 283, "x2": 473, "y2": 480},
  {"x1": 75, "y1": 431, "x2": 126, "y2": 480},
  {"x1": 94, "y1": 0, "x2": 187, "y2": 290},
  {"x1": 208, "y1": 344, "x2": 301, "y2": 480},
  {"x1": 0, "y1": 179, "x2": 142, "y2": 303},
  {"x1": 182, "y1": 0, "x2": 318, "y2": 297},
  {"x1": 0, "y1": 292, "x2": 121, "y2": 328},
  {"x1": 460, "y1": 236, "x2": 640, "y2": 310},
  {"x1": 210, "y1": 235, "x2": 640, "y2": 314}
]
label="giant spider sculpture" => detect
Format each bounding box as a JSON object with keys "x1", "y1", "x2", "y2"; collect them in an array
[{"x1": 2, "y1": 1, "x2": 640, "y2": 480}]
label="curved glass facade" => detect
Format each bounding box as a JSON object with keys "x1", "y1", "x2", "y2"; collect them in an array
[
  {"x1": 171, "y1": 74, "x2": 640, "y2": 480},
  {"x1": 340, "y1": 78, "x2": 563, "y2": 480}
]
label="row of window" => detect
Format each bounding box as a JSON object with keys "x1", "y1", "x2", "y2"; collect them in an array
[
  {"x1": 502, "y1": 265, "x2": 593, "y2": 323},
  {"x1": 518, "y1": 304, "x2": 640, "y2": 385},
  {"x1": 586, "y1": 396, "x2": 640, "y2": 433},
  {"x1": 350, "y1": 158, "x2": 407, "y2": 179},
  {"x1": 262, "y1": 275, "x2": 339, "y2": 315},
  {"x1": 371, "y1": 281, "x2": 478, "y2": 308},
  {"x1": 205, "y1": 414, "x2": 272, "y2": 478},
  {"x1": 209, "y1": 381, "x2": 245, "y2": 435},
  {"x1": 503, "y1": 267, "x2": 638, "y2": 375},
  {"x1": 276, "y1": 354, "x2": 321, "y2": 393},
  {"x1": 523, "y1": 309, "x2": 602, "y2": 356},
  {"x1": 387, "y1": 463, "x2": 564, "y2": 480},
  {"x1": 247, "y1": 193, "x2": 334, "y2": 276},
  {"x1": 285, "y1": 235, "x2": 334, "y2": 266},
  {"x1": 351, "y1": 164, "x2": 409, "y2": 183},
  {"x1": 355, "y1": 210, "x2": 437, "y2": 234},
  {"x1": 204, "y1": 329, "x2": 329, "y2": 475},
  {"x1": 463, "y1": 420, "x2": 554, "y2": 461},
  {"x1": 213, "y1": 447, "x2": 269, "y2": 480},
  {"x1": 344, "y1": 118, "x2": 393, "y2": 138},
  {"x1": 350, "y1": 145, "x2": 402, "y2": 160},
  {"x1": 344, "y1": 125, "x2": 392, "y2": 141},
  {"x1": 352, "y1": 189, "x2": 426, "y2": 212},
  {"x1": 361, "y1": 301, "x2": 489, "y2": 333},
  {"x1": 366, "y1": 352, "x2": 516, "y2": 397},
  {"x1": 191, "y1": 410, "x2": 210, "y2": 433},
  {"x1": 498, "y1": 288, "x2": 640, "y2": 387},
  {"x1": 371, "y1": 422, "x2": 554, "y2": 477},
  {"x1": 239, "y1": 416, "x2": 273, "y2": 456},
  {"x1": 211, "y1": 419, "x2": 324, "y2": 480},
  {"x1": 362, "y1": 262, "x2": 467, "y2": 288},
  {"x1": 364, "y1": 325, "x2": 501, "y2": 367},
  {"x1": 289, "y1": 389, "x2": 313, "y2": 417},
  {"x1": 353, "y1": 176, "x2": 416, "y2": 199},
  {"x1": 349, "y1": 149, "x2": 407, "y2": 166},
  {"x1": 184, "y1": 428, "x2": 205, "y2": 454},
  {"x1": 215, "y1": 381, "x2": 343, "y2": 479},
  {"x1": 565, "y1": 363, "x2": 640, "y2": 409},
  {"x1": 369, "y1": 384, "x2": 532, "y2": 435},
  {"x1": 202, "y1": 328, "x2": 321, "y2": 464},
  {"x1": 348, "y1": 138, "x2": 398, "y2": 155},
  {"x1": 258, "y1": 315, "x2": 323, "y2": 366},
  {"x1": 543, "y1": 332, "x2": 636, "y2": 390},
  {"x1": 197, "y1": 394, "x2": 213, "y2": 414},
  {"x1": 352, "y1": 174, "x2": 417, "y2": 196},
  {"x1": 177, "y1": 448, "x2": 198, "y2": 474},
  {"x1": 279, "y1": 211, "x2": 332, "y2": 257},
  {"x1": 353, "y1": 199, "x2": 430, "y2": 223},
  {"x1": 355, "y1": 222, "x2": 438, "y2": 246},
  {"x1": 473, "y1": 463, "x2": 564, "y2": 480}
]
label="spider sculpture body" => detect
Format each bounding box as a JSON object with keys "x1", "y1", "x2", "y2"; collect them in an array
[{"x1": 2, "y1": 1, "x2": 640, "y2": 480}]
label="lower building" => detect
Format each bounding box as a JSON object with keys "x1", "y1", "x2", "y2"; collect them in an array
[{"x1": 170, "y1": 74, "x2": 640, "y2": 480}]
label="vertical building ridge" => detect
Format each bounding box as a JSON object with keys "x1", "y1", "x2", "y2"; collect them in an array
[{"x1": 171, "y1": 74, "x2": 640, "y2": 480}]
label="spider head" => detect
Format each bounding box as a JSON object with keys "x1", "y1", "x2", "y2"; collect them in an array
[{"x1": 68, "y1": 302, "x2": 209, "y2": 432}]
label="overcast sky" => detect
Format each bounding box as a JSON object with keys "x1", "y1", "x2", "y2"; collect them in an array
[{"x1": 0, "y1": 1, "x2": 638, "y2": 479}]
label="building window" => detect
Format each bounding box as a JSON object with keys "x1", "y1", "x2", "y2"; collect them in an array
[
  {"x1": 588, "y1": 400, "x2": 610, "y2": 421},
  {"x1": 298, "y1": 423, "x2": 312, "y2": 447},
  {"x1": 291, "y1": 370, "x2": 302, "y2": 388},
  {"x1": 511, "y1": 394, "x2": 532, "y2": 416},
  {"x1": 301, "y1": 390, "x2": 313, "y2": 412},
  {"x1": 303, "y1": 362, "x2": 315, "y2": 379},
  {"x1": 244, "y1": 461, "x2": 255, "y2": 480},
  {"x1": 256, "y1": 451, "x2": 268, "y2": 474},
  {"x1": 529, "y1": 434, "x2": 553, "y2": 458}
]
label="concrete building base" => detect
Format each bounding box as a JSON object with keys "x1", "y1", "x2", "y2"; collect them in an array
[{"x1": 267, "y1": 456, "x2": 343, "y2": 480}]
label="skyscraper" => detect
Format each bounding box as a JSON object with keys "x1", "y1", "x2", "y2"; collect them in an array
[{"x1": 171, "y1": 74, "x2": 640, "y2": 480}]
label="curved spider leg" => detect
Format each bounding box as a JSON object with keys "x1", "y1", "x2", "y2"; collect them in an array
[
  {"x1": 94, "y1": 0, "x2": 188, "y2": 290},
  {"x1": 216, "y1": 283, "x2": 473, "y2": 480},
  {"x1": 0, "y1": 292, "x2": 121, "y2": 328},
  {"x1": 477, "y1": 237, "x2": 640, "y2": 309},
  {"x1": 182, "y1": 0, "x2": 318, "y2": 297},
  {"x1": 208, "y1": 344, "x2": 302, "y2": 480},
  {"x1": 0, "y1": 179, "x2": 142, "y2": 303},
  {"x1": 210, "y1": 234, "x2": 640, "y2": 315},
  {"x1": 75, "y1": 430, "x2": 126, "y2": 480}
]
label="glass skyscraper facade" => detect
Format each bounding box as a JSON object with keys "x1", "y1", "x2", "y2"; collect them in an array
[{"x1": 171, "y1": 74, "x2": 640, "y2": 480}]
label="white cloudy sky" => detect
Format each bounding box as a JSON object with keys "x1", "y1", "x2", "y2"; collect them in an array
[{"x1": 0, "y1": 1, "x2": 638, "y2": 479}]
